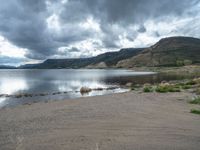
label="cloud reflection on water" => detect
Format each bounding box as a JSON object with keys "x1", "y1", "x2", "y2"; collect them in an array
[
  {"x1": 0, "y1": 78, "x2": 28, "y2": 95},
  {"x1": 0, "y1": 69, "x2": 155, "y2": 108}
]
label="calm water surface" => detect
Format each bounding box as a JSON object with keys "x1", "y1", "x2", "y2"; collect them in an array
[{"x1": 0, "y1": 69, "x2": 157, "y2": 108}]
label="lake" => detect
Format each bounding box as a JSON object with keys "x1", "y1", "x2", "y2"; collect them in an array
[{"x1": 0, "y1": 69, "x2": 158, "y2": 108}]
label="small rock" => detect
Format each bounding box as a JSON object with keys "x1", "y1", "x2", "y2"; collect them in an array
[{"x1": 80, "y1": 87, "x2": 92, "y2": 94}]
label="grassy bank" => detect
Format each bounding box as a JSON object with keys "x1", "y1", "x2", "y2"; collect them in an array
[{"x1": 127, "y1": 66, "x2": 200, "y2": 115}]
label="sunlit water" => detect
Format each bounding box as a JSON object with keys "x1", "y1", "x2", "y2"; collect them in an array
[{"x1": 0, "y1": 69, "x2": 156, "y2": 108}]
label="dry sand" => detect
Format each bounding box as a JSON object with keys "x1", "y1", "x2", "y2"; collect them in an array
[{"x1": 0, "y1": 91, "x2": 200, "y2": 150}]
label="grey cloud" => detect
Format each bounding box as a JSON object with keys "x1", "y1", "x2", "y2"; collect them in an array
[
  {"x1": 138, "y1": 25, "x2": 146, "y2": 33},
  {"x1": 58, "y1": 47, "x2": 80, "y2": 55},
  {"x1": 0, "y1": 0, "x2": 199, "y2": 63},
  {"x1": 0, "y1": 0, "x2": 92, "y2": 60},
  {"x1": 154, "y1": 31, "x2": 161, "y2": 37},
  {"x1": 59, "y1": 0, "x2": 90, "y2": 23},
  {"x1": 0, "y1": 0, "x2": 54, "y2": 59},
  {"x1": 68, "y1": 47, "x2": 80, "y2": 52},
  {"x1": 64, "y1": 0, "x2": 198, "y2": 24},
  {"x1": 60, "y1": 0, "x2": 198, "y2": 48}
]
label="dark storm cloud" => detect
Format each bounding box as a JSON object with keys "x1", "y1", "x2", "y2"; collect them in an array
[
  {"x1": 61, "y1": 0, "x2": 197, "y2": 24},
  {"x1": 68, "y1": 47, "x2": 80, "y2": 52},
  {"x1": 60, "y1": 0, "x2": 199, "y2": 48},
  {"x1": 0, "y1": 0, "x2": 199, "y2": 62},
  {"x1": 0, "y1": 0, "x2": 56, "y2": 59},
  {"x1": 138, "y1": 25, "x2": 146, "y2": 33}
]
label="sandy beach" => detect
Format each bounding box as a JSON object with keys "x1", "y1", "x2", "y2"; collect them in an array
[{"x1": 0, "y1": 91, "x2": 200, "y2": 150}]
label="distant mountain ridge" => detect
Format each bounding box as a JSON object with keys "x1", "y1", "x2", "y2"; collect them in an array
[
  {"x1": 0, "y1": 65, "x2": 16, "y2": 69},
  {"x1": 16, "y1": 36, "x2": 200, "y2": 69},
  {"x1": 20, "y1": 48, "x2": 143, "y2": 69}
]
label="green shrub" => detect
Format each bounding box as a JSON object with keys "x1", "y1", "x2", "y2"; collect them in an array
[
  {"x1": 156, "y1": 84, "x2": 181, "y2": 93},
  {"x1": 176, "y1": 60, "x2": 184, "y2": 66},
  {"x1": 143, "y1": 86, "x2": 153, "y2": 92},
  {"x1": 168, "y1": 87, "x2": 181, "y2": 92},
  {"x1": 175, "y1": 82, "x2": 191, "y2": 89},
  {"x1": 186, "y1": 80, "x2": 196, "y2": 85},
  {"x1": 156, "y1": 86, "x2": 168, "y2": 93},
  {"x1": 175, "y1": 79, "x2": 200, "y2": 89},
  {"x1": 190, "y1": 109, "x2": 200, "y2": 115},
  {"x1": 131, "y1": 87, "x2": 135, "y2": 91},
  {"x1": 189, "y1": 97, "x2": 200, "y2": 104},
  {"x1": 175, "y1": 83, "x2": 185, "y2": 87},
  {"x1": 176, "y1": 59, "x2": 192, "y2": 66},
  {"x1": 131, "y1": 84, "x2": 142, "y2": 91},
  {"x1": 181, "y1": 84, "x2": 192, "y2": 89}
]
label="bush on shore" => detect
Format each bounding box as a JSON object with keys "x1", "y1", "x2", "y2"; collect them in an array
[
  {"x1": 155, "y1": 83, "x2": 181, "y2": 93},
  {"x1": 186, "y1": 80, "x2": 196, "y2": 85},
  {"x1": 130, "y1": 77, "x2": 200, "y2": 93},
  {"x1": 181, "y1": 84, "x2": 192, "y2": 89},
  {"x1": 189, "y1": 97, "x2": 200, "y2": 104},
  {"x1": 143, "y1": 86, "x2": 154, "y2": 93},
  {"x1": 190, "y1": 109, "x2": 200, "y2": 115},
  {"x1": 130, "y1": 84, "x2": 142, "y2": 91}
]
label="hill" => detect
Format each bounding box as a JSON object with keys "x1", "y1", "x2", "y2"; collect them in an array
[
  {"x1": 0, "y1": 65, "x2": 16, "y2": 69},
  {"x1": 20, "y1": 48, "x2": 143, "y2": 69},
  {"x1": 117, "y1": 36, "x2": 200, "y2": 68}
]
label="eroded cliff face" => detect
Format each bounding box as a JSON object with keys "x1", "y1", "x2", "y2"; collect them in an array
[{"x1": 117, "y1": 36, "x2": 200, "y2": 68}]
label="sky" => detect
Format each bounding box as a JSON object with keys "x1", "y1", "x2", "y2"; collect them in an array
[{"x1": 0, "y1": 0, "x2": 200, "y2": 66}]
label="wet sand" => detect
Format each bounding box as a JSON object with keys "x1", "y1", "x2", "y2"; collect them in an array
[{"x1": 0, "y1": 91, "x2": 200, "y2": 150}]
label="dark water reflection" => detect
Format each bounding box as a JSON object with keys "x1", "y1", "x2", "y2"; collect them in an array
[
  {"x1": 105, "y1": 73, "x2": 191, "y2": 85},
  {"x1": 0, "y1": 69, "x2": 184, "y2": 108}
]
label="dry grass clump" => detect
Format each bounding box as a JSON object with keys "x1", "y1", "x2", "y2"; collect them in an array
[{"x1": 192, "y1": 77, "x2": 200, "y2": 84}]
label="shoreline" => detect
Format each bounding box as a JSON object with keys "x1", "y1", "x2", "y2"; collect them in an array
[{"x1": 0, "y1": 91, "x2": 200, "y2": 150}]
